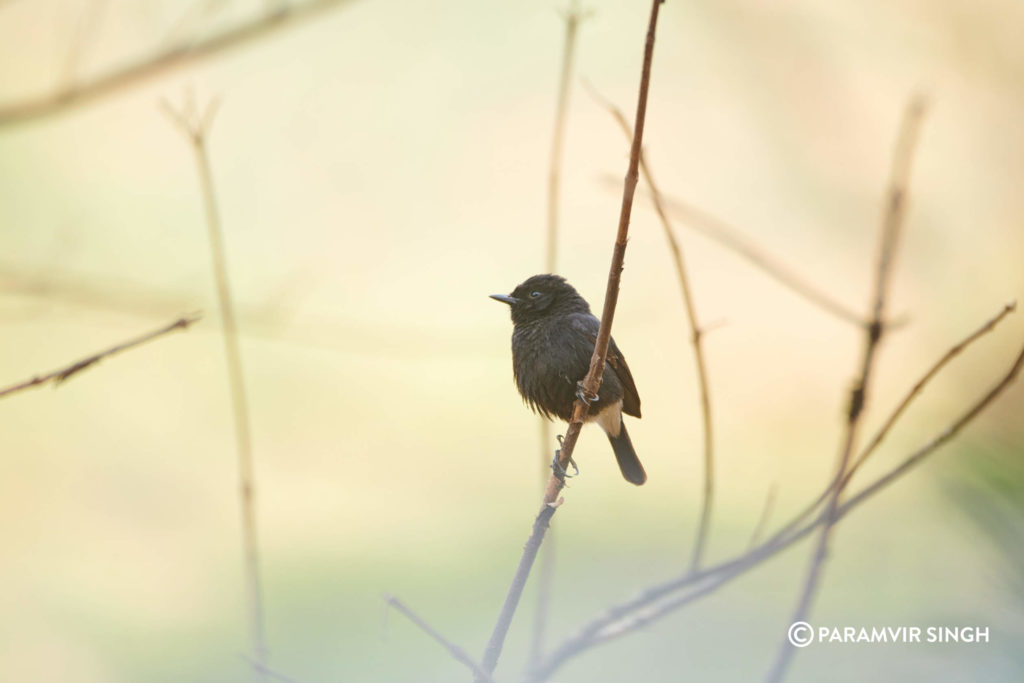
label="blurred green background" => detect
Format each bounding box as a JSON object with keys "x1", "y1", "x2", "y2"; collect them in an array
[{"x1": 1, "y1": 0, "x2": 1022, "y2": 681}]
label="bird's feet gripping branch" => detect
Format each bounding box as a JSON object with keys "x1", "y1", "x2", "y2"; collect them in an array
[
  {"x1": 575, "y1": 380, "x2": 598, "y2": 406},
  {"x1": 551, "y1": 434, "x2": 579, "y2": 480}
]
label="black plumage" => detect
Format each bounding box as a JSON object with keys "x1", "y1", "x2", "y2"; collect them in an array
[{"x1": 491, "y1": 274, "x2": 646, "y2": 485}]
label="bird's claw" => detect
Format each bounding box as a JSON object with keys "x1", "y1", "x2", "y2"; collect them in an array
[
  {"x1": 551, "y1": 449, "x2": 579, "y2": 479},
  {"x1": 575, "y1": 382, "x2": 597, "y2": 406}
]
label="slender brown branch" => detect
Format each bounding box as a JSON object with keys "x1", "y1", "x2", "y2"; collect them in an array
[
  {"x1": 584, "y1": 81, "x2": 716, "y2": 570},
  {"x1": 764, "y1": 93, "x2": 928, "y2": 683},
  {"x1": 529, "y1": 332, "x2": 1024, "y2": 682},
  {"x1": 163, "y1": 96, "x2": 268, "y2": 683},
  {"x1": 384, "y1": 596, "x2": 496, "y2": 683},
  {"x1": 764, "y1": 300, "x2": 1017, "y2": 547},
  {"x1": 0, "y1": 0, "x2": 357, "y2": 127},
  {"x1": 475, "y1": 3, "x2": 666, "y2": 679},
  {"x1": 0, "y1": 314, "x2": 200, "y2": 400}
]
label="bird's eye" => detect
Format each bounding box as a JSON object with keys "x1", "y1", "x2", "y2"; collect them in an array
[{"x1": 530, "y1": 291, "x2": 541, "y2": 298}]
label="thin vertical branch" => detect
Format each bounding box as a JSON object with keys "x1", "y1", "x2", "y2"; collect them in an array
[
  {"x1": 584, "y1": 82, "x2": 715, "y2": 570},
  {"x1": 531, "y1": 0, "x2": 587, "y2": 666},
  {"x1": 475, "y1": 2, "x2": 666, "y2": 679},
  {"x1": 162, "y1": 95, "x2": 268, "y2": 683},
  {"x1": 764, "y1": 94, "x2": 927, "y2": 683},
  {"x1": 545, "y1": 0, "x2": 586, "y2": 274}
]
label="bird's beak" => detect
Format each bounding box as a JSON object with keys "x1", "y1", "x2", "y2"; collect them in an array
[{"x1": 490, "y1": 294, "x2": 519, "y2": 305}]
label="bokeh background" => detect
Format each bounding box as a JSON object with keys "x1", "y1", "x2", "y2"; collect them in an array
[{"x1": 1, "y1": 0, "x2": 1023, "y2": 681}]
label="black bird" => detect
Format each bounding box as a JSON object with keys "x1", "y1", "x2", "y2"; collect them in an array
[{"x1": 491, "y1": 274, "x2": 646, "y2": 485}]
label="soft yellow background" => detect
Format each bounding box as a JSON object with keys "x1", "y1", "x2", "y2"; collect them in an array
[{"x1": 1, "y1": 1, "x2": 1022, "y2": 681}]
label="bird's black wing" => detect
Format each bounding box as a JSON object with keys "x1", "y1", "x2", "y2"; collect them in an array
[
  {"x1": 566, "y1": 313, "x2": 642, "y2": 419},
  {"x1": 608, "y1": 336, "x2": 641, "y2": 418}
]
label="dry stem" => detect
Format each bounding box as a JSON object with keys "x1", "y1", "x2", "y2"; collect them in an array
[
  {"x1": 0, "y1": 314, "x2": 200, "y2": 400},
  {"x1": 0, "y1": 0, "x2": 357, "y2": 126}
]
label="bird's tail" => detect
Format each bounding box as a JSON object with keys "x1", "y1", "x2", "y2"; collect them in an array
[{"x1": 608, "y1": 421, "x2": 646, "y2": 486}]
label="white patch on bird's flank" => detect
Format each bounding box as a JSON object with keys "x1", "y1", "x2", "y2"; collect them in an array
[{"x1": 587, "y1": 400, "x2": 623, "y2": 437}]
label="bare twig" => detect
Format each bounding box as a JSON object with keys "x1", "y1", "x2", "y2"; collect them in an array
[
  {"x1": 531, "y1": 0, "x2": 588, "y2": 666},
  {"x1": 163, "y1": 95, "x2": 268, "y2": 683},
  {"x1": 0, "y1": 314, "x2": 200, "y2": 400},
  {"x1": 384, "y1": 596, "x2": 496, "y2": 683},
  {"x1": 764, "y1": 300, "x2": 1017, "y2": 547},
  {"x1": 764, "y1": 94, "x2": 928, "y2": 683},
  {"x1": 0, "y1": 0, "x2": 357, "y2": 126},
  {"x1": 584, "y1": 81, "x2": 716, "y2": 570},
  {"x1": 474, "y1": 3, "x2": 666, "y2": 680},
  {"x1": 529, "y1": 331, "x2": 1024, "y2": 681}
]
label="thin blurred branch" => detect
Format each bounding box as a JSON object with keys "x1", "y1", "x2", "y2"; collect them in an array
[
  {"x1": 162, "y1": 94, "x2": 268, "y2": 683},
  {"x1": 384, "y1": 596, "x2": 496, "y2": 683},
  {"x1": 544, "y1": 0, "x2": 589, "y2": 275},
  {"x1": 764, "y1": 93, "x2": 928, "y2": 683},
  {"x1": 471, "y1": 3, "x2": 666, "y2": 680},
  {"x1": 585, "y1": 81, "x2": 717, "y2": 571},
  {"x1": 0, "y1": 313, "x2": 199, "y2": 400},
  {"x1": 531, "y1": 0, "x2": 588, "y2": 667},
  {"x1": 0, "y1": 0, "x2": 358, "y2": 127},
  {"x1": 600, "y1": 175, "x2": 870, "y2": 328}
]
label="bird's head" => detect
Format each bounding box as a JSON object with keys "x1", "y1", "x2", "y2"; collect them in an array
[{"x1": 490, "y1": 274, "x2": 590, "y2": 325}]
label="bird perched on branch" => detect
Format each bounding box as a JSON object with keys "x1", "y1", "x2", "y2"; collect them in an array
[{"x1": 491, "y1": 274, "x2": 646, "y2": 485}]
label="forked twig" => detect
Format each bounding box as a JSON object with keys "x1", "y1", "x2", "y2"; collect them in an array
[
  {"x1": 163, "y1": 94, "x2": 268, "y2": 682},
  {"x1": 0, "y1": 314, "x2": 200, "y2": 400}
]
